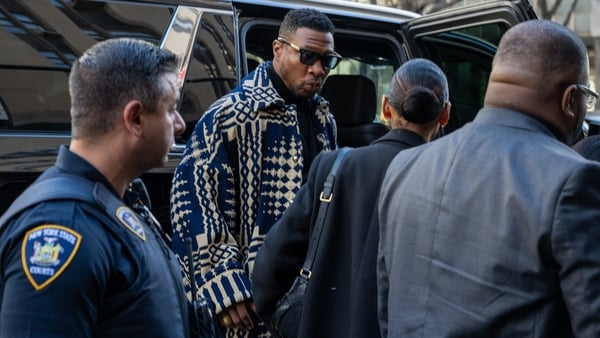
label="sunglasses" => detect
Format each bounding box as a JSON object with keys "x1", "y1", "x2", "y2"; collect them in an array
[
  {"x1": 277, "y1": 37, "x2": 342, "y2": 71},
  {"x1": 575, "y1": 84, "x2": 599, "y2": 111}
]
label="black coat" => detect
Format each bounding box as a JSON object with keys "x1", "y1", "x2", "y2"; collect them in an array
[{"x1": 252, "y1": 129, "x2": 426, "y2": 338}]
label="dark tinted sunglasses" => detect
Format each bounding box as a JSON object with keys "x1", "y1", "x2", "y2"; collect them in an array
[{"x1": 277, "y1": 37, "x2": 342, "y2": 71}]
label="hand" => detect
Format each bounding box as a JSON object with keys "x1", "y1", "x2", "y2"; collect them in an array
[{"x1": 218, "y1": 300, "x2": 256, "y2": 330}]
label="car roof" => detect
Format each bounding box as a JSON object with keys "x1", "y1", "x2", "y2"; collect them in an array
[
  {"x1": 142, "y1": 0, "x2": 420, "y2": 23},
  {"x1": 233, "y1": 0, "x2": 420, "y2": 22}
]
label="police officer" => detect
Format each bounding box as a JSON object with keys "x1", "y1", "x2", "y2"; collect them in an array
[{"x1": 0, "y1": 38, "x2": 192, "y2": 337}]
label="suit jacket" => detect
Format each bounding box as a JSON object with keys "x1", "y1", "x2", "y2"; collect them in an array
[
  {"x1": 252, "y1": 128, "x2": 426, "y2": 338},
  {"x1": 378, "y1": 107, "x2": 600, "y2": 337}
]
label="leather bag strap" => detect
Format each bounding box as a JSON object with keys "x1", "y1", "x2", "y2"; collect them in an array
[{"x1": 299, "y1": 147, "x2": 351, "y2": 279}]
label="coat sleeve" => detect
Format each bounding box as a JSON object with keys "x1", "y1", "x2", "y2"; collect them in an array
[
  {"x1": 170, "y1": 100, "x2": 252, "y2": 315},
  {"x1": 554, "y1": 162, "x2": 600, "y2": 336},
  {"x1": 251, "y1": 152, "x2": 330, "y2": 325}
]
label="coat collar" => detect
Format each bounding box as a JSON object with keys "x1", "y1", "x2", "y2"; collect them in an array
[
  {"x1": 241, "y1": 61, "x2": 328, "y2": 114},
  {"x1": 474, "y1": 107, "x2": 557, "y2": 140},
  {"x1": 372, "y1": 128, "x2": 427, "y2": 148}
]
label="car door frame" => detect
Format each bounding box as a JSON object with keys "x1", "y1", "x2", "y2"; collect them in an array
[
  {"x1": 159, "y1": 2, "x2": 237, "y2": 155},
  {"x1": 401, "y1": 0, "x2": 537, "y2": 58},
  {"x1": 397, "y1": 0, "x2": 537, "y2": 133}
]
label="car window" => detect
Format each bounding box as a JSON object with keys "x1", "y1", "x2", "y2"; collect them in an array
[
  {"x1": 328, "y1": 34, "x2": 397, "y2": 124},
  {"x1": 178, "y1": 11, "x2": 236, "y2": 142},
  {"x1": 417, "y1": 23, "x2": 506, "y2": 132},
  {"x1": 0, "y1": 0, "x2": 173, "y2": 132}
]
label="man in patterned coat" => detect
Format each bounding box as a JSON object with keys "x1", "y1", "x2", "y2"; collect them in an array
[{"x1": 170, "y1": 8, "x2": 339, "y2": 338}]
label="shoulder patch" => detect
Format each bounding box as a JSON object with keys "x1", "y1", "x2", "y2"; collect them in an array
[
  {"x1": 21, "y1": 225, "x2": 82, "y2": 291},
  {"x1": 116, "y1": 206, "x2": 146, "y2": 241}
]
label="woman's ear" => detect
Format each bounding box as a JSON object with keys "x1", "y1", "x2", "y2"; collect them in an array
[
  {"x1": 439, "y1": 102, "x2": 451, "y2": 127},
  {"x1": 382, "y1": 95, "x2": 393, "y2": 120}
]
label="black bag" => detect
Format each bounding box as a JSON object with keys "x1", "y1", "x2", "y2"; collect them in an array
[
  {"x1": 271, "y1": 275, "x2": 308, "y2": 338},
  {"x1": 269, "y1": 148, "x2": 350, "y2": 338}
]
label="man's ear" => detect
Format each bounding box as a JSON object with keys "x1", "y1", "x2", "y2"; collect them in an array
[
  {"x1": 122, "y1": 100, "x2": 144, "y2": 137},
  {"x1": 273, "y1": 39, "x2": 283, "y2": 59},
  {"x1": 561, "y1": 84, "x2": 577, "y2": 119}
]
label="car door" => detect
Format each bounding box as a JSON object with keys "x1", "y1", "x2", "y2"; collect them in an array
[
  {"x1": 0, "y1": 0, "x2": 179, "y2": 226},
  {"x1": 400, "y1": 0, "x2": 537, "y2": 134},
  {"x1": 151, "y1": 3, "x2": 237, "y2": 231}
]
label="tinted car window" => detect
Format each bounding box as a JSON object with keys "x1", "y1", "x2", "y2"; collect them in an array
[
  {"x1": 179, "y1": 11, "x2": 236, "y2": 141},
  {"x1": 0, "y1": 0, "x2": 172, "y2": 132},
  {"x1": 0, "y1": 0, "x2": 175, "y2": 227},
  {"x1": 418, "y1": 23, "x2": 506, "y2": 132}
]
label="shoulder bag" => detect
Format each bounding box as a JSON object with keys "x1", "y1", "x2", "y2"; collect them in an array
[{"x1": 270, "y1": 147, "x2": 351, "y2": 338}]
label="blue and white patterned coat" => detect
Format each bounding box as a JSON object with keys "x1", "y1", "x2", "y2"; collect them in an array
[{"x1": 170, "y1": 61, "x2": 336, "y2": 337}]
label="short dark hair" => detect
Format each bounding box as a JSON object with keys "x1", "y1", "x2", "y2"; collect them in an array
[
  {"x1": 69, "y1": 38, "x2": 178, "y2": 138},
  {"x1": 494, "y1": 20, "x2": 587, "y2": 83},
  {"x1": 278, "y1": 8, "x2": 335, "y2": 38},
  {"x1": 388, "y1": 58, "x2": 449, "y2": 124}
]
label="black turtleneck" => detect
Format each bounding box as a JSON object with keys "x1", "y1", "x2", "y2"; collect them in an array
[{"x1": 267, "y1": 63, "x2": 320, "y2": 183}]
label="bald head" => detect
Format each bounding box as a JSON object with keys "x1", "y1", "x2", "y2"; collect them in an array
[
  {"x1": 485, "y1": 20, "x2": 589, "y2": 144},
  {"x1": 493, "y1": 20, "x2": 587, "y2": 81}
]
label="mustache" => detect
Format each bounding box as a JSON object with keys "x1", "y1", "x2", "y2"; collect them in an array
[{"x1": 306, "y1": 76, "x2": 323, "y2": 85}]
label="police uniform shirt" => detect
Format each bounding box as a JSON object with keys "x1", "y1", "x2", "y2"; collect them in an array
[{"x1": 0, "y1": 145, "x2": 190, "y2": 338}]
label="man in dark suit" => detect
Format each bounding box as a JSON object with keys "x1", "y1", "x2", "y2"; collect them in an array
[
  {"x1": 252, "y1": 58, "x2": 450, "y2": 338},
  {"x1": 378, "y1": 20, "x2": 600, "y2": 337}
]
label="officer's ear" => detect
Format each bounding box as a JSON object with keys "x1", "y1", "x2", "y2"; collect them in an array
[{"x1": 122, "y1": 100, "x2": 144, "y2": 137}]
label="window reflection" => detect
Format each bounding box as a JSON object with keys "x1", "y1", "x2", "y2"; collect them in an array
[{"x1": 0, "y1": 0, "x2": 169, "y2": 131}]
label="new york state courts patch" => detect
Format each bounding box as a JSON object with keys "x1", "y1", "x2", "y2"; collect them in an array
[{"x1": 21, "y1": 224, "x2": 82, "y2": 290}]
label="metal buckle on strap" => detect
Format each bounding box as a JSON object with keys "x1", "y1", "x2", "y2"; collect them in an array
[
  {"x1": 299, "y1": 268, "x2": 312, "y2": 279},
  {"x1": 319, "y1": 191, "x2": 332, "y2": 202}
]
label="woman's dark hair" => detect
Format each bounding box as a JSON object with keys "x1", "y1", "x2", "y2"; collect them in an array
[{"x1": 387, "y1": 58, "x2": 449, "y2": 124}]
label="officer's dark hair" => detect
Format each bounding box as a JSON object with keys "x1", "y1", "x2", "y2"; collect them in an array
[
  {"x1": 387, "y1": 58, "x2": 449, "y2": 124},
  {"x1": 69, "y1": 38, "x2": 178, "y2": 139},
  {"x1": 278, "y1": 8, "x2": 335, "y2": 38}
]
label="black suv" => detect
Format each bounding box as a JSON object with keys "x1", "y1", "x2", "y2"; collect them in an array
[{"x1": 0, "y1": 0, "x2": 537, "y2": 231}]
